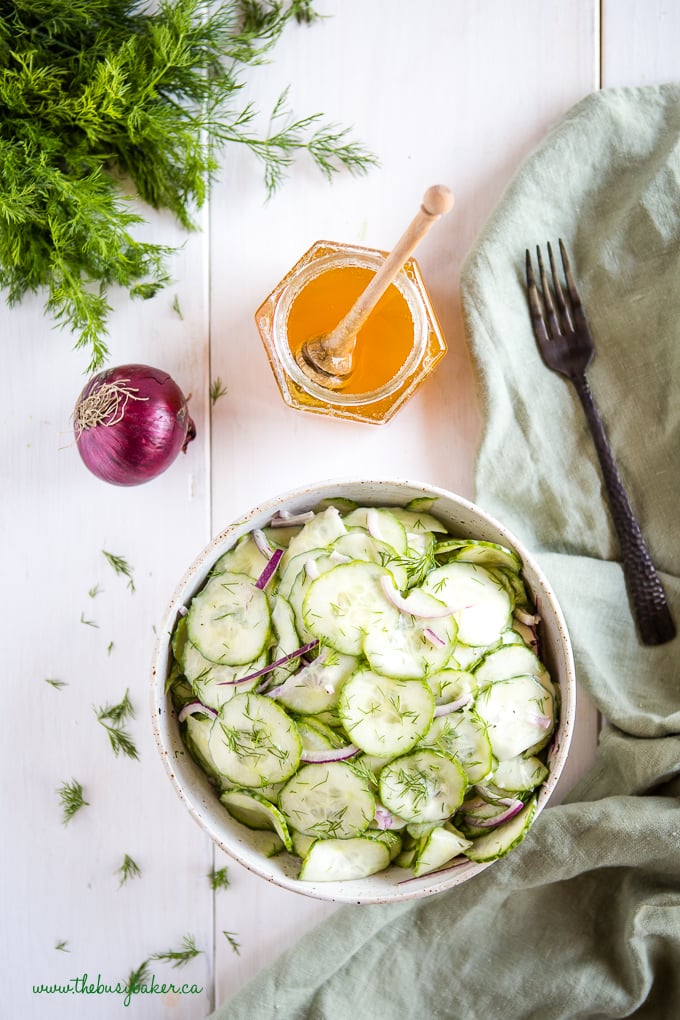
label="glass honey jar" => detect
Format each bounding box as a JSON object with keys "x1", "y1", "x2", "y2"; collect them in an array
[{"x1": 255, "y1": 239, "x2": 447, "y2": 425}]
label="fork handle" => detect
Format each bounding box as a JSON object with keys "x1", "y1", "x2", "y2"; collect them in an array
[{"x1": 573, "y1": 374, "x2": 676, "y2": 646}]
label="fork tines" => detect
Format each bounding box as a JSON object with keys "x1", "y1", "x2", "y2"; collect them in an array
[{"x1": 526, "y1": 239, "x2": 585, "y2": 339}]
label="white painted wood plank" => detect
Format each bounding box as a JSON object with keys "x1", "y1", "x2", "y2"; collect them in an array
[
  {"x1": 602, "y1": 0, "x2": 680, "y2": 87},
  {"x1": 209, "y1": 0, "x2": 599, "y2": 1007},
  {"x1": 2, "y1": 204, "x2": 214, "y2": 1017}
]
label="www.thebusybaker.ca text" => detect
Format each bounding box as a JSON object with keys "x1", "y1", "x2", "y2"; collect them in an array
[{"x1": 33, "y1": 971, "x2": 204, "y2": 1008}]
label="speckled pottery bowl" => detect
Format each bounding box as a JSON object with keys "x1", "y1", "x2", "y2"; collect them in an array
[{"x1": 151, "y1": 479, "x2": 575, "y2": 905}]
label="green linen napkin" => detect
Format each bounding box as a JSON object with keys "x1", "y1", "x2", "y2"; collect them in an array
[{"x1": 208, "y1": 83, "x2": 680, "y2": 1019}]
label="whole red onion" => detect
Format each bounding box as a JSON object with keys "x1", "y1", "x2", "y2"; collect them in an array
[{"x1": 73, "y1": 364, "x2": 196, "y2": 486}]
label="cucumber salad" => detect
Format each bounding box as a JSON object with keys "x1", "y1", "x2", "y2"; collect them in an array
[{"x1": 166, "y1": 497, "x2": 558, "y2": 883}]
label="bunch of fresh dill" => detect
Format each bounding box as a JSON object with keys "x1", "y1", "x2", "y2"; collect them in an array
[{"x1": 0, "y1": 1, "x2": 376, "y2": 370}]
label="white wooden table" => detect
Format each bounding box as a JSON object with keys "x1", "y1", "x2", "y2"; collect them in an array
[{"x1": 4, "y1": 3, "x2": 677, "y2": 1016}]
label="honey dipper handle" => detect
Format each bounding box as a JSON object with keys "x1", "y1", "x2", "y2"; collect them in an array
[{"x1": 321, "y1": 185, "x2": 454, "y2": 355}]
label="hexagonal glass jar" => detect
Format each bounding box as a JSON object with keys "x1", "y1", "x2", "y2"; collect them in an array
[{"x1": 254, "y1": 240, "x2": 447, "y2": 425}]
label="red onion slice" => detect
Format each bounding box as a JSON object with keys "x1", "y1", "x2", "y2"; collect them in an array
[
  {"x1": 465, "y1": 798, "x2": 524, "y2": 828},
  {"x1": 269, "y1": 509, "x2": 315, "y2": 528},
  {"x1": 177, "y1": 701, "x2": 217, "y2": 723},
  {"x1": 433, "y1": 694, "x2": 473, "y2": 717},
  {"x1": 254, "y1": 547, "x2": 284, "y2": 591},
  {"x1": 253, "y1": 528, "x2": 275, "y2": 559},
  {"x1": 379, "y1": 575, "x2": 453, "y2": 619},
  {"x1": 526, "y1": 712, "x2": 553, "y2": 730},
  {"x1": 217, "y1": 640, "x2": 318, "y2": 686}
]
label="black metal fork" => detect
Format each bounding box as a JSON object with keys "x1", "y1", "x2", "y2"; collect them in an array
[{"x1": 525, "y1": 240, "x2": 675, "y2": 646}]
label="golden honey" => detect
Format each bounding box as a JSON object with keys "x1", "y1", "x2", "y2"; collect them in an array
[{"x1": 255, "y1": 240, "x2": 447, "y2": 425}]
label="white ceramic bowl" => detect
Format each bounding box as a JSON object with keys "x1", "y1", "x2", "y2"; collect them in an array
[{"x1": 151, "y1": 479, "x2": 575, "y2": 904}]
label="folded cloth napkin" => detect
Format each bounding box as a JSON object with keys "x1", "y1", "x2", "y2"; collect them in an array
[{"x1": 208, "y1": 83, "x2": 680, "y2": 1020}]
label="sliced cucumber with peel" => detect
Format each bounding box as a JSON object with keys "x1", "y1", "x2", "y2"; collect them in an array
[
  {"x1": 278, "y1": 761, "x2": 375, "y2": 839},
  {"x1": 208, "y1": 692, "x2": 301, "y2": 787},
  {"x1": 167, "y1": 500, "x2": 558, "y2": 882},
  {"x1": 299, "y1": 837, "x2": 390, "y2": 882},
  {"x1": 338, "y1": 669, "x2": 434, "y2": 757},
  {"x1": 187, "y1": 572, "x2": 271, "y2": 666},
  {"x1": 464, "y1": 798, "x2": 537, "y2": 862}
]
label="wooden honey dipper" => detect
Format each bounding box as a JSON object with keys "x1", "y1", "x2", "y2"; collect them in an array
[{"x1": 295, "y1": 185, "x2": 454, "y2": 390}]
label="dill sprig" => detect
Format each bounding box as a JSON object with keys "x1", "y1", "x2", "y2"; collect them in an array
[
  {"x1": 94, "y1": 689, "x2": 140, "y2": 760},
  {"x1": 117, "y1": 854, "x2": 142, "y2": 886},
  {"x1": 57, "y1": 779, "x2": 89, "y2": 824},
  {"x1": 126, "y1": 958, "x2": 152, "y2": 992},
  {"x1": 208, "y1": 866, "x2": 231, "y2": 890},
  {"x1": 44, "y1": 677, "x2": 68, "y2": 690},
  {"x1": 55, "y1": 939, "x2": 70, "y2": 952},
  {"x1": 223, "y1": 930, "x2": 241, "y2": 955},
  {"x1": 210, "y1": 377, "x2": 229, "y2": 404},
  {"x1": 0, "y1": 1, "x2": 376, "y2": 371},
  {"x1": 150, "y1": 933, "x2": 202, "y2": 969},
  {"x1": 102, "y1": 551, "x2": 136, "y2": 592}
]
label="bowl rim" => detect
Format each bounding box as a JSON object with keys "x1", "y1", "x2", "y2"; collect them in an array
[{"x1": 150, "y1": 477, "x2": 576, "y2": 904}]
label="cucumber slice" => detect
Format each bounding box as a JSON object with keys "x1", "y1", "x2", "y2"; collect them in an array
[
  {"x1": 279, "y1": 507, "x2": 348, "y2": 571},
  {"x1": 464, "y1": 798, "x2": 537, "y2": 862},
  {"x1": 220, "y1": 788, "x2": 293, "y2": 851},
  {"x1": 426, "y1": 668, "x2": 478, "y2": 705},
  {"x1": 436, "y1": 539, "x2": 522, "y2": 573},
  {"x1": 421, "y1": 561, "x2": 512, "y2": 646},
  {"x1": 187, "y1": 572, "x2": 271, "y2": 666},
  {"x1": 208, "y1": 692, "x2": 301, "y2": 787},
  {"x1": 182, "y1": 639, "x2": 265, "y2": 709},
  {"x1": 491, "y1": 755, "x2": 549, "y2": 793},
  {"x1": 291, "y1": 829, "x2": 316, "y2": 858},
  {"x1": 272, "y1": 647, "x2": 357, "y2": 716},
  {"x1": 475, "y1": 674, "x2": 555, "y2": 760},
  {"x1": 473, "y1": 642, "x2": 553, "y2": 694},
  {"x1": 302, "y1": 561, "x2": 399, "y2": 656},
  {"x1": 338, "y1": 669, "x2": 434, "y2": 757},
  {"x1": 299, "y1": 837, "x2": 390, "y2": 882},
  {"x1": 182, "y1": 714, "x2": 220, "y2": 780},
  {"x1": 213, "y1": 533, "x2": 270, "y2": 579},
  {"x1": 330, "y1": 531, "x2": 409, "y2": 590},
  {"x1": 265, "y1": 595, "x2": 303, "y2": 687},
  {"x1": 422, "y1": 707, "x2": 493, "y2": 784},
  {"x1": 294, "y1": 715, "x2": 345, "y2": 753},
  {"x1": 379, "y1": 748, "x2": 467, "y2": 824},
  {"x1": 363, "y1": 603, "x2": 456, "y2": 680},
  {"x1": 342, "y1": 507, "x2": 408, "y2": 555},
  {"x1": 364, "y1": 828, "x2": 403, "y2": 861},
  {"x1": 412, "y1": 824, "x2": 472, "y2": 877},
  {"x1": 278, "y1": 761, "x2": 375, "y2": 839},
  {"x1": 388, "y1": 508, "x2": 448, "y2": 533}
]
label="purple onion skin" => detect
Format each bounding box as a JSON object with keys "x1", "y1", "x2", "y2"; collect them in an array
[{"x1": 74, "y1": 364, "x2": 197, "y2": 486}]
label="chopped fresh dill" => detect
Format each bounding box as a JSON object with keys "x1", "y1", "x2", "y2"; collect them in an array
[
  {"x1": 127, "y1": 958, "x2": 152, "y2": 991},
  {"x1": 80, "y1": 612, "x2": 99, "y2": 628},
  {"x1": 44, "y1": 677, "x2": 68, "y2": 690},
  {"x1": 88, "y1": 584, "x2": 103, "y2": 598},
  {"x1": 172, "y1": 294, "x2": 184, "y2": 320},
  {"x1": 0, "y1": 1, "x2": 377, "y2": 371},
  {"x1": 102, "y1": 551, "x2": 136, "y2": 592},
  {"x1": 54, "y1": 940, "x2": 70, "y2": 952},
  {"x1": 150, "y1": 933, "x2": 202, "y2": 969},
  {"x1": 94, "y1": 689, "x2": 140, "y2": 760},
  {"x1": 222, "y1": 930, "x2": 241, "y2": 955},
  {"x1": 107, "y1": 641, "x2": 115, "y2": 655},
  {"x1": 117, "y1": 854, "x2": 142, "y2": 886},
  {"x1": 208, "y1": 866, "x2": 231, "y2": 891},
  {"x1": 210, "y1": 377, "x2": 229, "y2": 405},
  {"x1": 57, "y1": 779, "x2": 89, "y2": 824}
]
